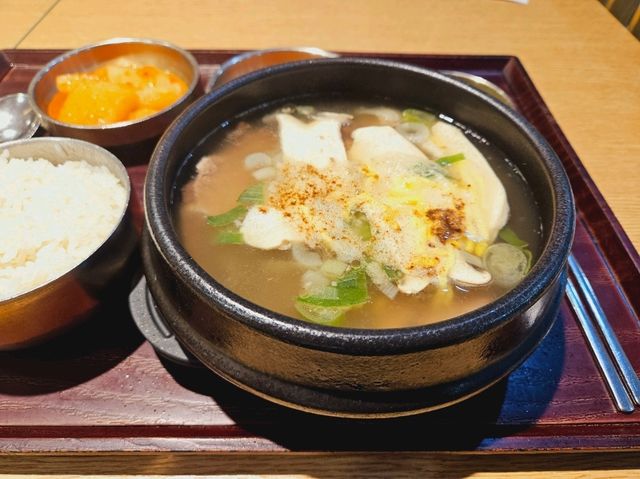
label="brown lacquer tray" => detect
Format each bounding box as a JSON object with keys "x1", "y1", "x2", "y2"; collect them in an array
[{"x1": 1, "y1": 50, "x2": 639, "y2": 454}]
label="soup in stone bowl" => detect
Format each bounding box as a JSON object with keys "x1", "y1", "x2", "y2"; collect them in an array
[{"x1": 142, "y1": 58, "x2": 575, "y2": 417}]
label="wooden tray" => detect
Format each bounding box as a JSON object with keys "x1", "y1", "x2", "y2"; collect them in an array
[{"x1": 1, "y1": 50, "x2": 639, "y2": 454}]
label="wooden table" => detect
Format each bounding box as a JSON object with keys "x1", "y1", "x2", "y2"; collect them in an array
[{"x1": 1, "y1": 0, "x2": 639, "y2": 477}]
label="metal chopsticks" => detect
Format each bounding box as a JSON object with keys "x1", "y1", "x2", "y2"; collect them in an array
[
  {"x1": 567, "y1": 253, "x2": 640, "y2": 413},
  {"x1": 566, "y1": 276, "x2": 634, "y2": 412}
]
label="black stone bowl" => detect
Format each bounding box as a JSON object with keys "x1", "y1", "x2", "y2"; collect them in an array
[{"x1": 143, "y1": 58, "x2": 575, "y2": 418}]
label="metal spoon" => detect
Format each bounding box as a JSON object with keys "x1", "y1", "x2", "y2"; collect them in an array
[
  {"x1": 0, "y1": 93, "x2": 40, "y2": 143},
  {"x1": 442, "y1": 70, "x2": 516, "y2": 109}
]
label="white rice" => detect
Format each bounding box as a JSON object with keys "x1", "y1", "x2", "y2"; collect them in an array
[{"x1": 0, "y1": 150, "x2": 127, "y2": 301}]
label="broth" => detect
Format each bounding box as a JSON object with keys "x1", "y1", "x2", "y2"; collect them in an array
[{"x1": 175, "y1": 101, "x2": 542, "y2": 329}]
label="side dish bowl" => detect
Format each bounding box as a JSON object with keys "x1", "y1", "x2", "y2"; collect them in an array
[
  {"x1": 143, "y1": 58, "x2": 575, "y2": 417},
  {"x1": 0, "y1": 137, "x2": 136, "y2": 350},
  {"x1": 27, "y1": 37, "x2": 201, "y2": 147},
  {"x1": 207, "y1": 46, "x2": 338, "y2": 91}
]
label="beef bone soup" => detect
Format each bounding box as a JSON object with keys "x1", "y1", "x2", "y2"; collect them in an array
[{"x1": 175, "y1": 102, "x2": 541, "y2": 329}]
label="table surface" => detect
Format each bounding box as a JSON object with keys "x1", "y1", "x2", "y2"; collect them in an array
[{"x1": 1, "y1": 0, "x2": 640, "y2": 477}]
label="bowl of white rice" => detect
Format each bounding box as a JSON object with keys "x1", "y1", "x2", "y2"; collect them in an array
[{"x1": 0, "y1": 137, "x2": 135, "y2": 349}]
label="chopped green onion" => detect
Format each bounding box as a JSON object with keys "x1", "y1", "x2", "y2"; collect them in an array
[
  {"x1": 238, "y1": 183, "x2": 265, "y2": 205},
  {"x1": 483, "y1": 243, "x2": 528, "y2": 288},
  {"x1": 523, "y1": 248, "x2": 533, "y2": 274},
  {"x1": 336, "y1": 267, "x2": 365, "y2": 289},
  {"x1": 413, "y1": 162, "x2": 448, "y2": 180},
  {"x1": 498, "y1": 226, "x2": 529, "y2": 249},
  {"x1": 436, "y1": 153, "x2": 465, "y2": 166},
  {"x1": 335, "y1": 267, "x2": 369, "y2": 303},
  {"x1": 216, "y1": 230, "x2": 244, "y2": 245},
  {"x1": 207, "y1": 205, "x2": 247, "y2": 227},
  {"x1": 298, "y1": 267, "x2": 369, "y2": 307},
  {"x1": 497, "y1": 226, "x2": 533, "y2": 273},
  {"x1": 349, "y1": 211, "x2": 372, "y2": 241},
  {"x1": 314, "y1": 286, "x2": 341, "y2": 300},
  {"x1": 298, "y1": 286, "x2": 341, "y2": 306},
  {"x1": 402, "y1": 108, "x2": 437, "y2": 127},
  {"x1": 294, "y1": 301, "x2": 347, "y2": 326},
  {"x1": 383, "y1": 265, "x2": 403, "y2": 281}
]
